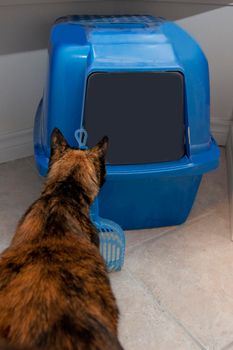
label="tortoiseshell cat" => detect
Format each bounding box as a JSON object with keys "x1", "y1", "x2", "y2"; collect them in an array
[{"x1": 0, "y1": 129, "x2": 123, "y2": 350}]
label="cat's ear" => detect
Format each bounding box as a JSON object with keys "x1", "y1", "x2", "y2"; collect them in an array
[
  {"x1": 89, "y1": 136, "x2": 109, "y2": 160},
  {"x1": 50, "y1": 128, "x2": 69, "y2": 164}
]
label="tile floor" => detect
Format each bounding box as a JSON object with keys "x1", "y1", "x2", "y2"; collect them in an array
[{"x1": 0, "y1": 148, "x2": 231, "y2": 350}]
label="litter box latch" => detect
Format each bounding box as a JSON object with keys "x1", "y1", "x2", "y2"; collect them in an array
[{"x1": 75, "y1": 128, "x2": 88, "y2": 150}]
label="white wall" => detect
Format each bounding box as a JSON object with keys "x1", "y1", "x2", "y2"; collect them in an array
[
  {"x1": 176, "y1": 6, "x2": 233, "y2": 146},
  {"x1": 0, "y1": 1, "x2": 232, "y2": 162}
]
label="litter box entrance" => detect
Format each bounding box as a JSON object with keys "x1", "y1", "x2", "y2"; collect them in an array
[{"x1": 83, "y1": 71, "x2": 185, "y2": 164}]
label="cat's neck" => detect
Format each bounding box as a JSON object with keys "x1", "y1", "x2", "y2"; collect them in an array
[{"x1": 42, "y1": 175, "x2": 92, "y2": 214}]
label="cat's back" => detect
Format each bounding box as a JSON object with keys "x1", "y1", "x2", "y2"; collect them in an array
[{"x1": 0, "y1": 235, "x2": 121, "y2": 350}]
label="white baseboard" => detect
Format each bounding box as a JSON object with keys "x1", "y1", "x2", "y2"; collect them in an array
[
  {"x1": 226, "y1": 123, "x2": 233, "y2": 240},
  {"x1": 0, "y1": 128, "x2": 33, "y2": 164},
  {"x1": 211, "y1": 118, "x2": 231, "y2": 146}
]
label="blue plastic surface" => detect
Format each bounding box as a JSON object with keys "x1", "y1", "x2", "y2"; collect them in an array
[
  {"x1": 90, "y1": 199, "x2": 125, "y2": 272},
  {"x1": 34, "y1": 15, "x2": 220, "y2": 230}
]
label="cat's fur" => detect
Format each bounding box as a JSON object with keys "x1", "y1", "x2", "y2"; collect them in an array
[
  {"x1": 0, "y1": 129, "x2": 123, "y2": 350},
  {"x1": 0, "y1": 339, "x2": 36, "y2": 350}
]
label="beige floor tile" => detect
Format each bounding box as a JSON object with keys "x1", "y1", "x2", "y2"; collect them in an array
[
  {"x1": 110, "y1": 269, "x2": 203, "y2": 350},
  {"x1": 222, "y1": 342, "x2": 233, "y2": 350},
  {"x1": 0, "y1": 157, "x2": 43, "y2": 249},
  {"x1": 0, "y1": 157, "x2": 42, "y2": 188},
  {"x1": 26, "y1": 156, "x2": 43, "y2": 175},
  {"x1": 125, "y1": 211, "x2": 233, "y2": 350},
  {"x1": 125, "y1": 226, "x2": 176, "y2": 250}
]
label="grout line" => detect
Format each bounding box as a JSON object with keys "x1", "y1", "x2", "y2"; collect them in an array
[
  {"x1": 126, "y1": 207, "x2": 218, "y2": 253},
  {"x1": 125, "y1": 267, "x2": 207, "y2": 350},
  {"x1": 221, "y1": 340, "x2": 233, "y2": 350},
  {"x1": 186, "y1": 207, "x2": 217, "y2": 225},
  {"x1": 126, "y1": 227, "x2": 179, "y2": 252}
]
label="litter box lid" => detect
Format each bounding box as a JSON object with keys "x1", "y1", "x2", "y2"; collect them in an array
[
  {"x1": 48, "y1": 15, "x2": 211, "y2": 156},
  {"x1": 34, "y1": 15, "x2": 219, "y2": 177}
]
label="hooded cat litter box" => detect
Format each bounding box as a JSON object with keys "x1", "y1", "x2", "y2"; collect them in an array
[{"x1": 34, "y1": 15, "x2": 220, "y2": 230}]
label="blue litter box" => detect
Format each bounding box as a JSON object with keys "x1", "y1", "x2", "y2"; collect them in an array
[{"x1": 34, "y1": 15, "x2": 220, "y2": 230}]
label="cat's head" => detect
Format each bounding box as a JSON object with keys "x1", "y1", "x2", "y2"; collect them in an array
[{"x1": 46, "y1": 128, "x2": 108, "y2": 203}]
